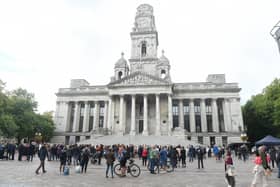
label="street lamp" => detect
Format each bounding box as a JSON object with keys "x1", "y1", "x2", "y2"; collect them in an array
[
  {"x1": 35, "y1": 132, "x2": 42, "y2": 143},
  {"x1": 240, "y1": 132, "x2": 248, "y2": 142},
  {"x1": 270, "y1": 20, "x2": 280, "y2": 54}
]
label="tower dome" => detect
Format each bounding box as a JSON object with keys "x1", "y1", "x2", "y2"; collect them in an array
[
  {"x1": 115, "y1": 52, "x2": 128, "y2": 68},
  {"x1": 158, "y1": 50, "x2": 170, "y2": 66},
  {"x1": 114, "y1": 52, "x2": 129, "y2": 80},
  {"x1": 157, "y1": 50, "x2": 171, "y2": 80}
]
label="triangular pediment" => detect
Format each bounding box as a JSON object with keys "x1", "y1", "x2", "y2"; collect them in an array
[{"x1": 109, "y1": 72, "x2": 170, "y2": 87}]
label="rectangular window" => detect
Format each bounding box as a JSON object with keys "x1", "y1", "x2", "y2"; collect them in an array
[
  {"x1": 90, "y1": 106, "x2": 95, "y2": 116},
  {"x1": 207, "y1": 115, "x2": 213, "y2": 132},
  {"x1": 195, "y1": 115, "x2": 201, "y2": 132},
  {"x1": 183, "y1": 105, "x2": 189, "y2": 114},
  {"x1": 222, "y1": 136, "x2": 228, "y2": 146},
  {"x1": 80, "y1": 107, "x2": 85, "y2": 116},
  {"x1": 172, "y1": 105, "x2": 179, "y2": 116},
  {"x1": 184, "y1": 115, "x2": 190, "y2": 132},
  {"x1": 99, "y1": 116, "x2": 104, "y2": 128},
  {"x1": 99, "y1": 106, "x2": 104, "y2": 116},
  {"x1": 198, "y1": 136, "x2": 203, "y2": 144}
]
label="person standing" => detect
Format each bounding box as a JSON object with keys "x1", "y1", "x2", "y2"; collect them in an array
[
  {"x1": 251, "y1": 147, "x2": 268, "y2": 187},
  {"x1": 181, "y1": 146, "x2": 186, "y2": 168},
  {"x1": 105, "y1": 148, "x2": 115, "y2": 178},
  {"x1": 142, "y1": 146, "x2": 148, "y2": 166},
  {"x1": 160, "y1": 146, "x2": 168, "y2": 170},
  {"x1": 80, "y1": 147, "x2": 90, "y2": 173},
  {"x1": 35, "y1": 144, "x2": 48, "y2": 174},
  {"x1": 196, "y1": 146, "x2": 204, "y2": 169},
  {"x1": 225, "y1": 151, "x2": 235, "y2": 187},
  {"x1": 59, "y1": 146, "x2": 67, "y2": 174}
]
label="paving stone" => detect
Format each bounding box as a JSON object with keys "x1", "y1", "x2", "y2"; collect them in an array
[{"x1": 0, "y1": 155, "x2": 279, "y2": 187}]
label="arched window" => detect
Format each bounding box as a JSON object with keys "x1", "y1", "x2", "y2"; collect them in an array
[
  {"x1": 161, "y1": 69, "x2": 166, "y2": 79},
  {"x1": 118, "y1": 71, "x2": 123, "y2": 79},
  {"x1": 141, "y1": 41, "x2": 147, "y2": 57}
]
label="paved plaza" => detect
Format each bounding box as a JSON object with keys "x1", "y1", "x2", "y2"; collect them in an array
[{"x1": 0, "y1": 155, "x2": 280, "y2": 187}]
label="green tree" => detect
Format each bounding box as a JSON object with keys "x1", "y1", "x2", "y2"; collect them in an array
[
  {"x1": 33, "y1": 112, "x2": 55, "y2": 142},
  {"x1": 0, "y1": 114, "x2": 18, "y2": 138},
  {"x1": 243, "y1": 78, "x2": 280, "y2": 142}
]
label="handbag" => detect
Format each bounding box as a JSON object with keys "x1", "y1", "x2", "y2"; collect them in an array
[{"x1": 264, "y1": 169, "x2": 271, "y2": 176}]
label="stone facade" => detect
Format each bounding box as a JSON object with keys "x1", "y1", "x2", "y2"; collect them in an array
[{"x1": 52, "y1": 4, "x2": 244, "y2": 146}]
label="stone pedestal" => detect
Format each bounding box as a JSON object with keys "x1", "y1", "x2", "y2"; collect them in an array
[{"x1": 171, "y1": 127, "x2": 185, "y2": 140}]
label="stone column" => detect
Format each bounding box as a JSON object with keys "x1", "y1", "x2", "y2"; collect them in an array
[
  {"x1": 200, "y1": 99, "x2": 207, "y2": 132},
  {"x1": 179, "y1": 99, "x2": 184, "y2": 129},
  {"x1": 223, "y1": 98, "x2": 231, "y2": 132},
  {"x1": 168, "y1": 94, "x2": 173, "y2": 135},
  {"x1": 63, "y1": 102, "x2": 71, "y2": 132},
  {"x1": 104, "y1": 101, "x2": 108, "y2": 129},
  {"x1": 107, "y1": 96, "x2": 112, "y2": 132},
  {"x1": 155, "y1": 94, "x2": 161, "y2": 136},
  {"x1": 111, "y1": 97, "x2": 115, "y2": 133},
  {"x1": 82, "y1": 101, "x2": 90, "y2": 132},
  {"x1": 212, "y1": 98, "x2": 219, "y2": 132},
  {"x1": 130, "y1": 95, "x2": 136, "y2": 135},
  {"x1": 72, "y1": 101, "x2": 80, "y2": 132},
  {"x1": 93, "y1": 101, "x2": 100, "y2": 130},
  {"x1": 143, "y1": 94, "x2": 148, "y2": 136},
  {"x1": 189, "y1": 99, "x2": 195, "y2": 132},
  {"x1": 119, "y1": 95, "x2": 124, "y2": 134}
]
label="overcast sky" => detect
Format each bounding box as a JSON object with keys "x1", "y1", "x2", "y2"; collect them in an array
[{"x1": 0, "y1": 0, "x2": 279, "y2": 113}]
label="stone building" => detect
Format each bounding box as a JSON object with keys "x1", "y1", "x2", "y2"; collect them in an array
[{"x1": 52, "y1": 4, "x2": 244, "y2": 146}]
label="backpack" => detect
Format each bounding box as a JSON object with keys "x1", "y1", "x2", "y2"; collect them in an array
[{"x1": 64, "y1": 166, "x2": 69, "y2": 175}]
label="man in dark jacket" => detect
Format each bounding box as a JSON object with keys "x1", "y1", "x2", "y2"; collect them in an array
[
  {"x1": 105, "y1": 148, "x2": 115, "y2": 178},
  {"x1": 35, "y1": 144, "x2": 48, "y2": 174},
  {"x1": 196, "y1": 146, "x2": 204, "y2": 169}
]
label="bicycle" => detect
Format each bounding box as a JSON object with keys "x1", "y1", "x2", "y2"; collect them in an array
[
  {"x1": 147, "y1": 159, "x2": 160, "y2": 174},
  {"x1": 114, "y1": 159, "x2": 141, "y2": 177}
]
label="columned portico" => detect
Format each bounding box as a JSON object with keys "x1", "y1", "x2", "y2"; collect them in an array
[
  {"x1": 142, "y1": 94, "x2": 148, "y2": 136},
  {"x1": 130, "y1": 94, "x2": 136, "y2": 135}
]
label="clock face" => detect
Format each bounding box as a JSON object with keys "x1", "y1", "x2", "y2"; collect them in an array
[{"x1": 137, "y1": 17, "x2": 149, "y2": 28}]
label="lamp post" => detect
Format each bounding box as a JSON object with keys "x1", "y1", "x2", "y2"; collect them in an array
[
  {"x1": 35, "y1": 132, "x2": 42, "y2": 143},
  {"x1": 240, "y1": 132, "x2": 248, "y2": 142},
  {"x1": 271, "y1": 21, "x2": 280, "y2": 54}
]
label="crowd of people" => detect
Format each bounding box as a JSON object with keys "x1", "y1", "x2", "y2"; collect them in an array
[{"x1": 1, "y1": 140, "x2": 280, "y2": 186}]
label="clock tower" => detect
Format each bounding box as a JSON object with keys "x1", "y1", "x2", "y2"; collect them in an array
[{"x1": 129, "y1": 4, "x2": 159, "y2": 75}]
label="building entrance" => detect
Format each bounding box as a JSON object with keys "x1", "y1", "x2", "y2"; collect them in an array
[{"x1": 139, "y1": 120, "x2": 143, "y2": 133}]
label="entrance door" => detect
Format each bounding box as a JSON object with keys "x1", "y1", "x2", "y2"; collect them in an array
[
  {"x1": 210, "y1": 136, "x2": 216, "y2": 146},
  {"x1": 139, "y1": 120, "x2": 143, "y2": 134}
]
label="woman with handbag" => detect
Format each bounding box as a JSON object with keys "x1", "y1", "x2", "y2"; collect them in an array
[
  {"x1": 251, "y1": 146, "x2": 268, "y2": 187},
  {"x1": 225, "y1": 151, "x2": 235, "y2": 187}
]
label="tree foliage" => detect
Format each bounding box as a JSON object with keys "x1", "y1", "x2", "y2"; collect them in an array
[
  {"x1": 243, "y1": 78, "x2": 280, "y2": 142},
  {"x1": 0, "y1": 80, "x2": 55, "y2": 142}
]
